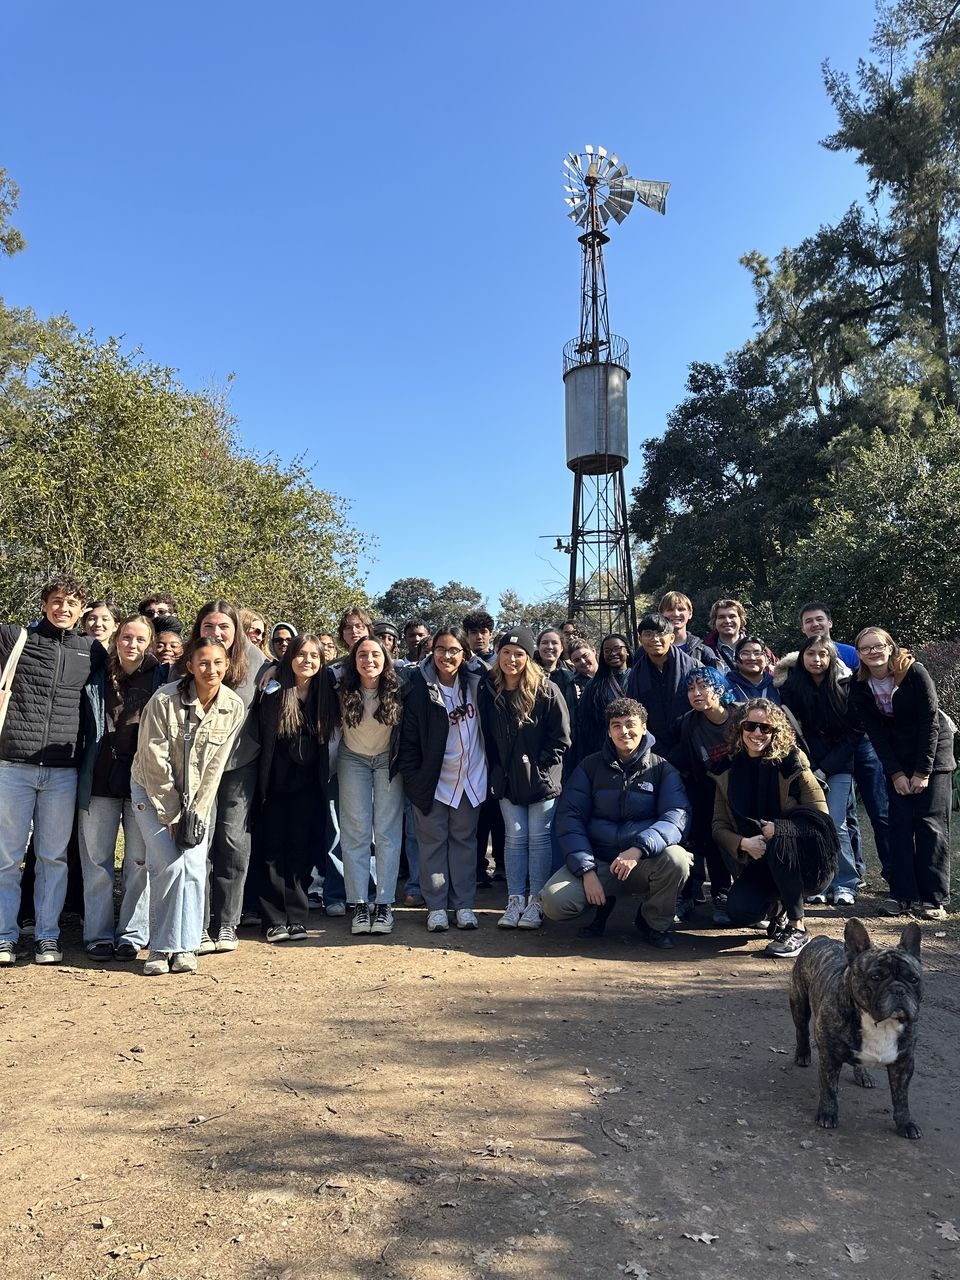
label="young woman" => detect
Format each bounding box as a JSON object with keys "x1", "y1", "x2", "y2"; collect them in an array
[
  {"x1": 398, "y1": 627, "x2": 488, "y2": 932},
  {"x1": 778, "y1": 636, "x2": 860, "y2": 906},
  {"x1": 240, "y1": 609, "x2": 271, "y2": 655},
  {"x1": 77, "y1": 615, "x2": 159, "y2": 959},
  {"x1": 575, "y1": 633, "x2": 632, "y2": 762},
  {"x1": 270, "y1": 622, "x2": 297, "y2": 662},
  {"x1": 83, "y1": 600, "x2": 121, "y2": 648},
  {"x1": 257, "y1": 633, "x2": 337, "y2": 941},
  {"x1": 847, "y1": 628, "x2": 954, "y2": 920},
  {"x1": 335, "y1": 636, "x2": 405, "y2": 935},
  {"x1": 185, "y1": 601, "x2": 270, "y2": 953},
  {"x1": 152, "y1": 617, "x2": 184, "y2": 678},
  {"x1": 711, "y1": 699, "x2": 836, "y2": 957},
  {"x1": 479, "y1": 627, "x2": 571, "y2": 929},
  {"x1": 568, "y1": 640, "x2": 598, "y2": 695},
  {"x1": 131, "y1": 637, "x2": 245, "y2": 975}
]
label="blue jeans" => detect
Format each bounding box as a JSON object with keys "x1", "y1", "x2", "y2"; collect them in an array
[
  {"x1": 337, "y1": 747, "x2": 403, "y2": 905},
  {"x1": 853, "y1": 736, "x2": 891, "y2": 879},
  {"x1": 0, "y1": 761, "x2": 77, "y2": 944},
  {"x1": 131, "y1": 779, "x2": 208, "y2": 953},
  {"x1": 78, "y1": 795, "x2": 150, "y2": 948},
  {"x1": 823, "y1": 773, "x2": 858, "y2": 895},
  {"x1": 500, "y1": 797, "x2": 556, "y2": 900}
]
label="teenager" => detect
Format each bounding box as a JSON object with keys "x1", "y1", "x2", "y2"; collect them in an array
[
  {"x1": 575, "y1": 633, "x2": 632, "y2": 761},
  {"x1": 131, "y1": 637, "x2": 244, "y2": 975},
  {"x1": 270, "y1": 622, "x2": 297, "y2": 662},
  {"x1": 479, "y1": 627, "x2": 571, "y2": 929},
  {"x1": 82, "y1": 601, "x2": 121, "y2": 648},
  {"x1": 658, "y1": 591, "x2": 716, "y2": 667},
  {"x1": 625, "y1": 612, "x2": 699, "y2": 754},
  {"x1": 727, "y1": 636, "x2": 781, "y2": 703},
  {"x1": 463, "y1": 611, "x2": 496, "y2": 666}
]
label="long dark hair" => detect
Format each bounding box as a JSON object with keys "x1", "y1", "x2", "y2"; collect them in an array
[
  {"x1": 188, "y1": 599, "x2": 249, "y2": 690},
  {"x1": 274, "y1": 633, "x2": 338, "y2": 740},
  {"x1": 339, "y1": 636, "x2": 402, "y2": 728},
  {"x1": 431, "y1": 626, "x2": 474, "y2": 718},
  {"x1": 177, "y1": 637, "x2": 229, "y2": 695},
  {"x1": 598, "y1": 633, "x2": 631, "y2": 675},
  {"x1": 783, "y1": 636, "x2": 849, "y2": 727}
]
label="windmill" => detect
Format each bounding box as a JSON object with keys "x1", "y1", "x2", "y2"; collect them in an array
[{"x1": 561, "y1": 145, "x2": 668, "y2": 640}]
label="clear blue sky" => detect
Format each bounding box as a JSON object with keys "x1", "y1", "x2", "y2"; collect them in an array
[{"x1": 3, "y1": 0, "x2": 877, "y2": 613}]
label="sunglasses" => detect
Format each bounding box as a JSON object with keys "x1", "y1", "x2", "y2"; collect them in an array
[{"x1": 743, "y1": 721, "x2": 774, "y2": 735}]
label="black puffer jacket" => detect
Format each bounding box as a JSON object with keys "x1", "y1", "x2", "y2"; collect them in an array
[
  {"x1": 478, "y1": 672, "x2": 571, "y2": 806},
  {"x1": 0, "y1": 619, "x2": 105, "y2": 767}
]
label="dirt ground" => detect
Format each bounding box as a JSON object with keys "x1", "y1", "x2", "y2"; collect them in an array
[{"x1": 2, "y1": 850, "x2": 958, "y2": 1280}]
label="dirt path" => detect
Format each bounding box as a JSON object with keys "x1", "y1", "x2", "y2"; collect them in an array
[{"x1": 2, "y1": 889, "x2": 958, "y2": 1280}]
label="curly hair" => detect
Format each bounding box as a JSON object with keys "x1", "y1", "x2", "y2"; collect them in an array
[
  {"x1": 725, "y1": 697, "x2": 796, "y2": 764},
  {"x1": 682, "y1": 665, "x2": 736, "y2": 707},
  {"x1": 339, "y1": 637, "x2": 402, "y2": 728},
  {"x1": 491, "y1": 644, "x2": 548, "y2": 726}
]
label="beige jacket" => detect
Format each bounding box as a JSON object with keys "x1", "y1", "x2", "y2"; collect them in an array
[
  {"x1": 131, "y1": 679, "x2": 245, "y2": 826},
  {"x1": 712, "y1": 751, "x2": 828, "y2": 865}
]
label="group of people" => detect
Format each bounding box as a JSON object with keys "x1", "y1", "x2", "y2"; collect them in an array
[{"x1": 0, "y1": 580, "x2": 952, "y2": 976}]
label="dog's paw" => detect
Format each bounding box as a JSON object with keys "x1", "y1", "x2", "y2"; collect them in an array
[
  {"x1": 852, "y1": 1066, "x2": 875, "y2": 1089},
  {"x1": 897, "y1": 1120, "x2": 922, "y2": 1140},
  {"x1": 795, "y1": 1051, "x2": 811, "y2": 1068},
  {"x1": 815, "y1": 1109, "x2": 838, "y2": 1129}
]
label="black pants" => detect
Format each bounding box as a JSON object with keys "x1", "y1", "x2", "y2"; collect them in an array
[
  {"x1": 727, "y1": 839, "x2": 831, "y2": 925},
  {"x1": 259, "y1": 785, "x2": 326, "y2": 928},
  {"x1": 681, "y1": 775, "x2": 732, "y2": 900},
  {"x1": 886, "y1": 773, "x2": 951, "y2": 905},
  {"x1": 476, "y1": 790, "x2": 505, "y2": 876}
]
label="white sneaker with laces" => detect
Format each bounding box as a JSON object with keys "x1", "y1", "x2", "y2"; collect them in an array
[
  {"x1": 143, "y1": 950, "x2": 170, "y2": 976},
  {"x1": 426, "y1": 909, "x2": 449, "y2": 932},
  {"x1": 455, "y1": 909, "x2": 479, "y2": 930},
  {"x1": 517, "y1": 899, "x2": 544, "y2": 930},
  {"x1": 498, "y1": 895, "x2": 525, "y2": 929}
]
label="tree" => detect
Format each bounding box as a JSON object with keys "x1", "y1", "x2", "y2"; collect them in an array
[
  {"x1": 496, "y1": 587, "x2": 567, "y2": 634},
  {"x1": 0, "y1": 169, "x2": 26, "y2": 258},
  {"x1": 374, "y1": 578, "x2": 485, "y2": 633}
]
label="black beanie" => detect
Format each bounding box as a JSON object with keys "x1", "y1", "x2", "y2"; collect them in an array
[{"x1": 496, "y1": 626, "x2": 536, "y2": 659}]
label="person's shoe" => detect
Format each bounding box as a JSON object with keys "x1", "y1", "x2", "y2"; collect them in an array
[
  {"x1": 239, "y1": 910, "x2": 262, "y2": 928},
  {"x1": 498, "y1": 895, "x2": 525, "y2": 929},
  {"x1": 0, "y1": 943, "x2": 17, "y2": 966},
  {"x1": 694, "y1": 882, "x2": 710, "y2": 904},
  {"x1": 879, "y1": 897, "x2": 912, "y2": 917},
  {"x1": 635, "y1": 912, "x2": 675, "y2": 950},
  {"x1": 402, "y1": 892, "x2": 425, "y2": 908},
  {"x1": 287, "y1": 923, "x2": 308, "y2": 941},
  {"x1": 351, "y1": 902, "x2": 372, "y2": 935},
  {"x1": 198, "y1": 930, "x2": 217, "y2": 955},
  {"x1": 766, "y1": 909, "x2": 788, "y2": 939},
  {"x1": 307, "y1": 892, "x2": 324, "y2": 911},
  {"x1": 834, "y1": 888, "x2": 856, "y2": 907},
  {"x1": 518, "y1": 900, "x2": 544, "y2": 930},
  {"x1": 805, "y1": 893, "x2": 828, "y2": 905},
  {"x1": 170, "y1": 951, "x2": 198, "y2": 973},
  {"x1": 370, "y1": 904, "x2": 395, "y2": 935},
  {"x1": 216, "y1": 926, "x2": 239, "y2": 952},
  {"x1": 34, "y1": 938, "x2": 63, "y2": 964},
  {"x1": 87, "y1": 942, "x2": 115, "y2": 961},
  {"x1": 456, "y1": 909, "x2": 479, "y2": 930},
  {"x1": 765, "y1": 926, "x2": 810, "y2": 958},
  {"x1": 712, "y1": 896, "x2": 731, "y2": 926},
  {"x1": 917, "y1": 901, "x2": 947, "y2": 920},
  {"x1": 325, "y1": 900, "x2": 347, "y2": 917},
  {"x1": 426, "y1": 909, "x2": 449, "y2": 932},
  {"x1": 143, "y1": 950, "x2": 170, "y2": 976},
  {"x1": 114, "y1": 942, "x2": 138, "y2": 961},
  {"x1": 265, "y1": 924, "x2": 290, "y2": 943},
  {"x1": 19, "y1": 917, "x2": 35, "y2": 939},
  {"x1": 674, "y1": 895, "x2": 696, "y2": 921},
  {"x1": 579, "y1": 896, "x2": 617, "y2": 938}
]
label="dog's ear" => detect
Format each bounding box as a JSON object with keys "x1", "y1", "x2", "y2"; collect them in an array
[
  {"x1": 899, "y1": 921, "x2": 922, "y2": 958},
  {"x1": 844, "y1": 917, "x2": 872, "y2": 959}
]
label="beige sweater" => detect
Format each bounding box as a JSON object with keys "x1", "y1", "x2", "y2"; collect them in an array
[{"x1": 131, "y1": 679, "x2": 245, "y2": 826}]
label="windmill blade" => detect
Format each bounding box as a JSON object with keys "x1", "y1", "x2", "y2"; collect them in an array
[
  {"x1": 623, "y1": 178, "x2": 670, "y2": 214},
  {"x1": 584, "y1": 144, "x2": 594, "y2": 155},
  {"x1": 596, "y1": 145, "x2": 607, "y2": 158},
  {"x1": 603, "y1": 194, "x2": 634, "y2": 224}
]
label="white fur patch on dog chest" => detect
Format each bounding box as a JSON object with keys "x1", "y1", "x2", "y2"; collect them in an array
[{"x1": 856, "y1": 1011, "x2": 904, "y2": 1065}]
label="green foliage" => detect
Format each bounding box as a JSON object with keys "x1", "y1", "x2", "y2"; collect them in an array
[
  {"x1": 496, "y1": 587, "x2": 568, "y2": 635},
  {"x1": 0, "y1": 169, "x2": 26, "y2": 258},
  {"x1": 374, "y1": 577, "x2": 485, "y2": 634}
]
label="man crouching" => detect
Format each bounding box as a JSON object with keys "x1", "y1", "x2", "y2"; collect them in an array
[{"x1": 540, "y1": 698, "x2": 691, "y2": 949}]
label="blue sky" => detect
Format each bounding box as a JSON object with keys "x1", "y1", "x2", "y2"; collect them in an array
[{"x1": 3, "y1": 0, "x2": 877, "y2": 612}]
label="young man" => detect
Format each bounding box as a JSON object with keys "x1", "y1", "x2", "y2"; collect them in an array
[
  {"x1": 402, "y1": 619, "x2": 430, "y2": 664},
  {"x1": 373, "y1": 620, "x2": 401, "y2": 659},
  {"x1": 540, "y1": 697, "x2": 691, "y2": 949},
  {"x1": 657, "y1": 591, "x2": 715, "y2": 668},
  {"x1": 463, "y1": 611, "x2": 496, "y2": 665},
  {"x1": 702, "y1": 598, "x2": 748, "y2": 672},
  {"x1": 138, "y1": 592, "x2": 178, "y2": 621},
  {"x1": 625, "y1": 612, "x2": 699, "y2": 754},
  {"x1": 0, "y1": 576, "x2": 106, "y2": 965},
  {"x1": 798, "y1": 601, "x2": 859, "y2": 672}
]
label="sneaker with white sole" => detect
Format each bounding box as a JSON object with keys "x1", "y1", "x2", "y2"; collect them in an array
[
  {"x1": 879, "y1": 897, "x2": 912, "y2": 917},
  {"x1": 765, "y1": 926, "x2": 810, "y2": 958},
  {"x1": 426, "y1": 909, "x2": 449, "y2": 932},
  {"x1": 287, "y1": 923, "x2": 308, "y2": 941},
  {"x1": 0, "y1": 943, "x2": 17, "y2": 966},
  {"x1": 325, "y1": 900, "x2": 347, "y2": 917},
  {"x1": 265, "y1": 924, "x2": 290, "y2": 943},
  {"x1": 143, "y1": 950, "x2": 170, "y2": 976},
  {"x1": 498, "y1": 896, "x2": 525, "y2": 929},
  {"x1": 918, "y1": 901, "x2": 947, "y2": 920},
  {"x1": 834, "y1": 888, "x2": 856, "y2": 907},
  {"x1": 804, "y1": 894, "x2": 828, "y2": 905},
  {"x1": 198, "y1": 930, "x2": 217, "y2": 955},
  {"x1": 216, "y1": 925, "x2": 239, "y2": 952},
  {"x1": 455, "y1": 909, "x2": 479, "y2": 930},
  {"x1": 170, "y1": 951, "x2": 198, "y2": 973},
  {"x1": 34, "y1": 938, "x2": 63, "y2": 964},
  {"x1": 517, "y1": 900, "x2": 544, "y2": 930},
  {"x1": 351, "y1": 902, "x2": 372, "y2": 935},
  {"x1": 370, "y1": 904, "x2": 394, "y2": 935}
]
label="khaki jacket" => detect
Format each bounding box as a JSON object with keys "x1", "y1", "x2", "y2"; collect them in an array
[
  {"x1": 711, "y1": 751, "x2": 828, "y2": 865},
  {"x1": 131, "y1": 679, "x2": 245, "y2": 826}
]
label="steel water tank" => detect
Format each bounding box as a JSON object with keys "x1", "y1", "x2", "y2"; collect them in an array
[{"x1": 563, "y1": 360, "x2": 629, "y2": 474}]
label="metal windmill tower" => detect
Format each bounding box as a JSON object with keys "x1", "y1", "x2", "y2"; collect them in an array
[{"x1": 562, "y1": 146, "x2": 668, "y2": 640}]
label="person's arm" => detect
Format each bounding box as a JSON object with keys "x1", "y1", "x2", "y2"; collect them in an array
[
  {"x1": 133, "y1": 694, "x2": 181, "y2": 825},
  {"x1": 536, "y1": 684, "x2": 571, "y2": 771},
  {"x1": 620, "y1": 762, "x2": 691, "y2": 856},
  {"x1": 554, "y1": 762, "x2": 597, "y2": 876},
  {"x1": 712, "y1": 780, "x2": 750, "y2": 863},
  {"x1": 907, "y1": 664, "x2": 939, "y2": 786}
]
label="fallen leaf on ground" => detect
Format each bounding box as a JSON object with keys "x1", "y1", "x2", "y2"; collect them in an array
[
  {"x1": 618, "y1": 1263, "x2": 649, "y2": 1277},
  {"x1": 683, "y1": 1231, "x2": 718, "y2": 1244},
  {"x1": 844, "y1": 1242, "x2": 867, "y2": 1261},
  {"x1": 936, "y1": 1220, "x2": 960, "y2": 1242}
]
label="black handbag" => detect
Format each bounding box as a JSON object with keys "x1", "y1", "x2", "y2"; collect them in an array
[{"x1": 175, "y1": 726, "x2": 206, "y2": 851}]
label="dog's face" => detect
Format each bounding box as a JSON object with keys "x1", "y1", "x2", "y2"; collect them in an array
[{"x1": 845, "y1": 918, "x2": 923, "y2": 1025}]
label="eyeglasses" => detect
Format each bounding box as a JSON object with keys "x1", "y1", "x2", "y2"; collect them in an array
[
  {"x1": 857, "y1": 643, "x2": 888, "y2": 654},
  {"x1": 743, "y1": 721, "x2": 774, "y2": 735},
  {"x1": 603, "y1": 646, "x2": 628, "y2": 656},
  {"x1": 435, "y1": 646, "x2": 463, "y2": 658}
]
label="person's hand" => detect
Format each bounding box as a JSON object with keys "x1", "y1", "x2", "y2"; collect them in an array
[
  {"x1": 610, "y1": 849, "x2": 641, "y2": 881},
  {"x1": 892, "y1": 774, "x2": 913, "y2": 797},
  {"x1": 760, "y1": 821, "x2": 775, "y2": 841},
  {"x1": 583, "y1": 869, "x2": 606, "y2": 906},
  {"x1": 909, "y1": 773, "x2": 929, "y2": 794},
  {"x1": 740, "y1": 834, "x2": 768, "y2": 860}
]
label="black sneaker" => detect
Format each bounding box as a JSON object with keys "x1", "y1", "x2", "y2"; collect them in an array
[
  {"x1": 634, "y1": 911, "x2": 675, "y2": 950},
  {"x1": 766, "y1": 909, "x2": 788, "y2": 939},
  {"x1": 216, "y1": 926, "x2": 239, "y2": 952},
  {"x1": 287, "y1": 923, "x2": 308, "y2": 941},
  {"x1": 114, "y1": 942, "x2": 138, "y2": 961},
  {"x1": 265, "y1": 924, "x2": 290, "y2": 943},
  {"x1": 35, "y1": 938, "x2": 63, "y2": 964},
  {"x1": 765, "y1": 926, "x2": 810, "y2": 958},
  {"x1": 86, "y1": 942, "x2": 114, "y2": 961},
  {"x1": 579, "y1": 896, "x2": 617, "y2": 938}
]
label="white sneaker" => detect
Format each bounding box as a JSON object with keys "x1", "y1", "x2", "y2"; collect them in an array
[
  {"x1": 498, "y1": 896, "x2": 525, "y2": 929},
  {"x1": 325, "y1": 901, "x2": 347, "y2": 917},
  {"x1": 351, "y1": 902, "x2": 372, "y2": 935},
  {"x1": 517, "y1": 899, "x2": 544, "y2": 930},
  {"x1": 143, "y1": 951, "x2": 170, "y2": 976},
  {"x1": 455, "y1": 909, "x2": 479, "y2": 930},
  {"x1": 426, "y1": 909, "x2": 449, "y2": 932},
  {"x1": 804, "y1": 894, "x2": 827, "y2": 905},
  {"x1": 170, "y1": 951, "x2": 198, "y2": 973},
  {"x1": 834, "y1": 888, "x2": 856, "y2": 907},
  {"x1": 198, "y1": 930, "x2": 217, "y2": 955}
]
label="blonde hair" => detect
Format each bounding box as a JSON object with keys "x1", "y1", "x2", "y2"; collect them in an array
[
  {"x1": 492, "y1": 652, "x2": 548, "y2": 725},
  {"x1": 710, "y1": 597, "x2": 746, "y2": 628},
  {"x1": 659, "y1": 590, "x2": 692, "y2": 614},
  {"x1": 853, "y1": 627, "x2": 900, "y2": 680}
]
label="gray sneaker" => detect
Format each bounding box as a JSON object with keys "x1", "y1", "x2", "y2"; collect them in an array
[
  {"x1": 498, "y1": 896, "x2": 525, "y2": 929},
  {"x1": 455, "y1": 909, "x2": 479, "y2": 930},
  {"x1": 0, "y1": 943, "x2": 17, "y2": 966},
  {"x1": 351, "y1": 902, "x2": 372, "y2": 935},
  {"x1": 426, "y1": 909, "x2": 449, "y2": 932},
  {"x1": 143, "y1": 950, "x2": 170, "y2": 976},
  {"x1": 198, "y1": 930, "x2": 217, "y2": 955},
  {"x1": 325, "y1": 900, "x2": 347, "y2": 917},
  {"x1": 370, "y1": 904, "x2": 394, "y2": 935}
]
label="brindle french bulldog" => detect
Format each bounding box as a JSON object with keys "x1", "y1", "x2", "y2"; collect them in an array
[{"x1": 790, "y1": 917, "x2": 923, "y2": 1138}]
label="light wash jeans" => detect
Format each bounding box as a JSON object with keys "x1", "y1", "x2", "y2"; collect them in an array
[
  {"x1": 824, "y1": 772, "x2": 858, "y2": 895},
  {"x1": 337, "y1": 746, "x2": 403, "y2": 905},
  {"x1": 500, "y1": 796, "x2": 556, "y2": 900},
  {"x1": 131, "y1": 779, "x2": 207, "y2": 954},
  {"x1": 78, "y1": 796, "x2": 150, "y2": 949},
  {"x1": 0, "y1": 761, "x2": 77, "y2": 944}
]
